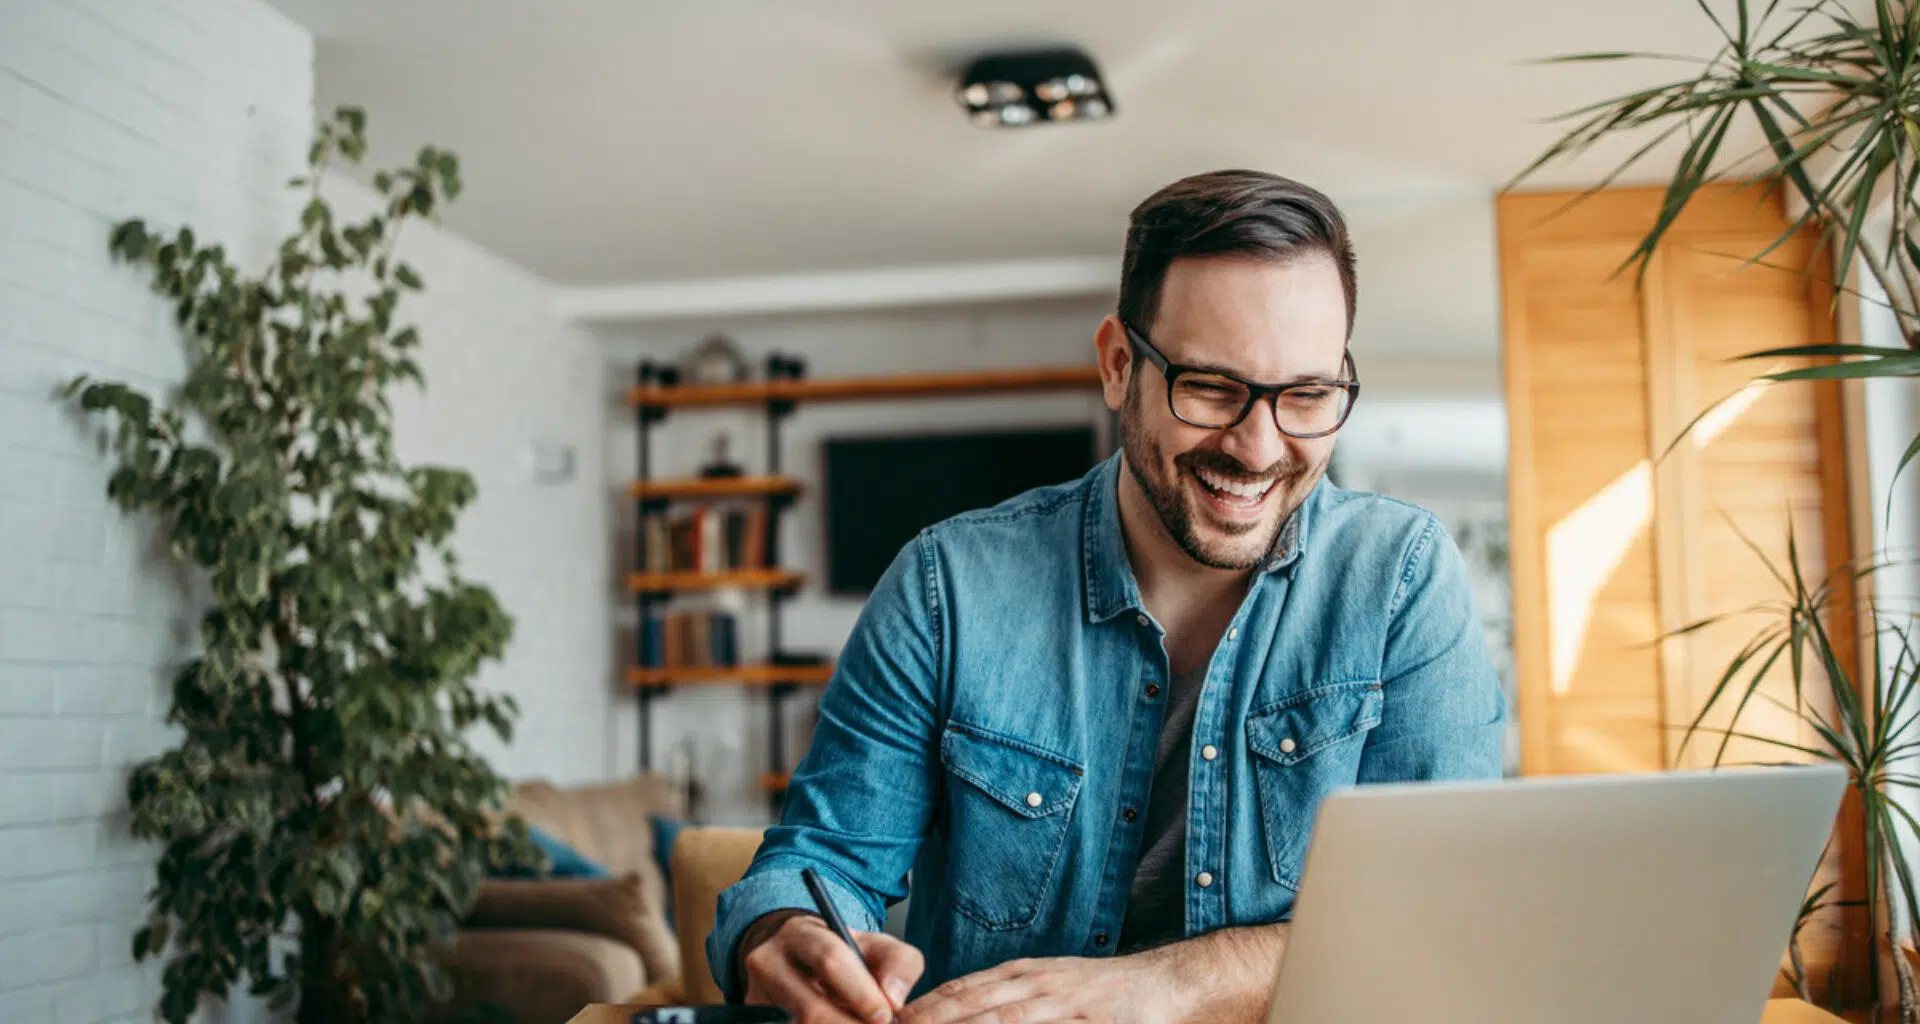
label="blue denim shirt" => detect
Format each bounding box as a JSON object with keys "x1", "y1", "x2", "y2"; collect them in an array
[{"x1": 710, "y1": 453, "x2": 1504, "y2": 999}]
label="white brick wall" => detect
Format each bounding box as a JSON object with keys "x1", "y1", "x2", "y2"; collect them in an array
[
  {"x1": 0, "y1": 1, "x2": 625, "y2": 1017},
  {"x1": 0, "y1": 2, "x2": 314, "y2": 1022}
]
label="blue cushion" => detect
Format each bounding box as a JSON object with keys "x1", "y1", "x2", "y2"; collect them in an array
[
  {"x1": 495, "y1": 825, "x2": 611, "y2": 879},
  {"x1": 651, "y1": 814, "x2": 685, "y2": 927}
]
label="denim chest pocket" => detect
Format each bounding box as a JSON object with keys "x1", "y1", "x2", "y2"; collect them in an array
[
  {"x1": 1246, "y1": 681, "x2": 1383, "y2": 890},
  {"x1": 939, "y1": 722, "x2": 1085, "y2": 931}
]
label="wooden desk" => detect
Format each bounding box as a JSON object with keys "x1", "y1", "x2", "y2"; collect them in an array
[
  {"x1": 1761, "y1": 1002, "x2": 1850, "y2": 1024},
  {"x1": 571, "y1": 998, "x2": 1846, "y2": 1023}
]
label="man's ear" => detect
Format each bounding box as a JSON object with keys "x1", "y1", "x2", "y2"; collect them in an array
[{"x1": 1094, "y1": 315, "x2": 1132, "y2": 414}]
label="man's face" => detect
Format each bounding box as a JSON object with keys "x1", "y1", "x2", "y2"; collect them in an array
[{"x1": 1115, "y1": 255, "x2": 1350, "y2": 571}]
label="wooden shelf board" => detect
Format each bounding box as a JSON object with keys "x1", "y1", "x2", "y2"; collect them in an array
[
  {"x1": 629, "y1": 475, "x2": 801, "y2": 501},
  {"x1": 628, "y1": 365, "x2": 1102, "y2": 409},
  {"x1": 627, "y1": 568, "x2": 803, "y2": 594},
  {"x1": 627, "y1": 663, "x2": 834, "y2": 689}
]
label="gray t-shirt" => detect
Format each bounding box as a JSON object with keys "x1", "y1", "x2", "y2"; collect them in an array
[{"x1": 1118, "y1": 661, "x2": 1207, "y2": 952}]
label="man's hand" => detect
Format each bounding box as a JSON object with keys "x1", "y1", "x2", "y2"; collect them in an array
[
  {"x1": 899, "y1": 953, "x2": 1186, "y2": 1024},
  {"x1": 742, "y1": 911, "x2": 925, "y2": 1024}
]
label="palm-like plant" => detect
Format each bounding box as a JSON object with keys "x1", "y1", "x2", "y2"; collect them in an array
[
  {"x1": 1515, "y1": 0, "x2": 1920, "y2": 471},
  {"x1": 1675, "y1": 534, "x2": 1920, "y2": 1018},
  {"x1": 1514, "y1": 1, "x2": 1920, "y2": 1018}
]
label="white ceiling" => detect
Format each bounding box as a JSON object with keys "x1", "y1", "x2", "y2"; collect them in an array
[{"x1": 265, "y1": 0, "x2": 1753, "y2": 287}]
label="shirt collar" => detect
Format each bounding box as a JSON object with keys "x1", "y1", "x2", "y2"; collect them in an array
[{"x1": 1082, "y1": 452, "x2": 1315, "y2": 624}]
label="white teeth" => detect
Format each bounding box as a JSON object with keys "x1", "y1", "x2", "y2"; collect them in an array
[{"x1": 1194, "y1": 468, "x2": 1273, "y2": 501}]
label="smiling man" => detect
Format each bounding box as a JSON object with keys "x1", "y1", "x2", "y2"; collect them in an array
[{"x1": 708, "y1": 170, "x2": 1506, "y2": 1024}]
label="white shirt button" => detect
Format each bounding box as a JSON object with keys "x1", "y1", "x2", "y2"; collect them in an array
[
  {"x1": 1227, "y1": 627, "x2": 1238, "y2": 641},
  {"x1": 1026, "y1": 792, "x2": 1043, "y2": 808},
  {"x1": 1201, "y1": 745, "x2": 1219, "y2": 761},
  {"x1": 1195, "y1": 871, "x2": 1214, "y2": 888},
  {"x1": 1279, "y1": 737, "x2": 1297, "y2": 754},
  {"x1": 1136, "y1": 614, "x2": 1150, "y2": 627}
]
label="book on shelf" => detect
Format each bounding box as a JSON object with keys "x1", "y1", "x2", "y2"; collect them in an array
[
  {"x1": 712, "y1": 613, "x2": 736, "y2": 666},
  {"x1": 641, "y1": 513, "x2": 670, "y2": 574},
  {"x1": 700, "y1": 507, "x2": 723, "y2": 573},
  {"x1": 639, "y1": 608, "x2": 741, "y2": 671},
  {"x1": 690, "y1": 612, "x2": 709, "y2": 667},
  {"x1": 742, "y1": 505, "x2": 766, "y2": 570},
  {"x1": 640, "y1": 505, "x2": 769, "y2": 575},
  {"x1": 723, "y1": 510, "x2": 746, "y2": 573},
  {"x1": 640, "y1": 611, "x2": 666, "y2": 667}
]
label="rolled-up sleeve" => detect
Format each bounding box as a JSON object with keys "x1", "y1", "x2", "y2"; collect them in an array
[
  {"x1": 707, "y1": 533, "x2": 944, "y2": 1000},
  {"x1": 1357, "y1": 514, "x2": 1506, "y2": 784}
]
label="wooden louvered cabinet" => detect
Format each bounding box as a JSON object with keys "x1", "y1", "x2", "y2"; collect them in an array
[{"x1": 1498, "y1": 184, "x2": 1864, "y2": 998}]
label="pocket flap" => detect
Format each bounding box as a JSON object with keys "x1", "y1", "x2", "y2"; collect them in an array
[
  {"x1": 1247, "y1": 682, "x2": 1383, "y2": 766},
  {"x1": 940, "y1": 722, "x2": 1085, "y2": 819}
]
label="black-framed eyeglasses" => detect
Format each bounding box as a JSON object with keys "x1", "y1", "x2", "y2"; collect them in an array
[{"x1": 1123, "y1": 322, "x2": 1361, "y2": 438}]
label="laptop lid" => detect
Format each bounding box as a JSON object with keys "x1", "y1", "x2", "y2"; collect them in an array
[{"x1": 1264, "y1": 764, "x2": 1847, "y2": 1024}]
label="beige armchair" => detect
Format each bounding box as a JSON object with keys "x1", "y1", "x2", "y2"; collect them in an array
[{"x1": 630, "y1": 826, "x2": 766, "y2": 1006}]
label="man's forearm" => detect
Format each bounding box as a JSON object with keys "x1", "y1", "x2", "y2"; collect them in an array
[{"x1": 1135, "y1": 921, "x2": 1290, "y2": 1023}]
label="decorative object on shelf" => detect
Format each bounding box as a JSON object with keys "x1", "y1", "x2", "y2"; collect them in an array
[
  {"x1": 682, "y1": 333, "x2": 750, "y2": 386},
  {"x1": 637, "y1": 359, "x2": 680, "y2": 390},
  {"x1": 699, "y1": 433, "x2": 745, "y2": 479},
  {"x1": 764, "y1": 351, "x2": 807, "y2": 382}
]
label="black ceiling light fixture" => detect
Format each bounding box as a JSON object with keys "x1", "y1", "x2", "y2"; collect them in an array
[{"x1": 956, "y1": 47, "x2": 1115, "y2": 129}]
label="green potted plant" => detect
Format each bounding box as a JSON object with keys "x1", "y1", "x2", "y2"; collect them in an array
[
  {"x1": 72, "y1": 106, "x2": 539, "y2": 1023},
  {"x1": 1513, "y1": 1, "x2": 1920, "y2": 1018},
  {"x1": 1515, "y1": 0, "x2": 1920, "y2": 426},
  {"x1": 1669, "y1": 534, "x2": 1918, "y2": 1018}
]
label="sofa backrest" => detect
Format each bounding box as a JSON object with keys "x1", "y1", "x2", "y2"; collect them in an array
[{"x1": 507, "y1": 776, "x2": 685, "y2": 920}]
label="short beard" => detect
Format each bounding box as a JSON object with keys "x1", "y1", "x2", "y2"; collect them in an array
[{"x1": 1120, "y1": 373, "x2": 1323, "y2": 570}]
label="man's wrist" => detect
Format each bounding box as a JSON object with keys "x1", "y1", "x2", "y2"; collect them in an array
[
  {"x1": 1118, "y1": 922, "x2": 1289, "y2": 1023},
  {"x1": 1121, "y1": 943, "x2": 1193, "y2": 1020},
  {"x1": 737, "y1": 909, "x2": 816, "y2": 974}
]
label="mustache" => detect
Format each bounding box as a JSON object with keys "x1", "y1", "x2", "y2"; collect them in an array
[{"x1": 1173, "y1": 448, "x2": 1300, "y2": 483}]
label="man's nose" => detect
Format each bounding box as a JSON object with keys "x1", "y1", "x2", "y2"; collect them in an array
[{"x1": 1216, "y1": 398, "x2": 1290, "y2": 472}]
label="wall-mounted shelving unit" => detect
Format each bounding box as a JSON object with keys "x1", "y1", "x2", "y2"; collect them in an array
[
  {"x1": 626, "y1": 663, "x2": 837, "y2": 689},
  {"x1": 629, "y1": 475, "x2": 803, "y2": 502},
  {"x1": 628, "y1": 362, "x2": 1102, "y2": 814},
  {"x1": 627, "y1": 366, "x2": 1101, "y2": 409},
  {"x1": 627, "y1": 567, "x2": 805, "y2": 596}
]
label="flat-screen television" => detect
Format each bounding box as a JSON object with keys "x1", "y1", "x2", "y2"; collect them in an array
[{"x1": 823, "y1": 425, "x2": 1100, "y2": 595}]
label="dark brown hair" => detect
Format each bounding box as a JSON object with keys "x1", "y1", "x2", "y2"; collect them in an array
[{"x1": 1119, "y1": 170, "x2": 1357, "y2": 339}]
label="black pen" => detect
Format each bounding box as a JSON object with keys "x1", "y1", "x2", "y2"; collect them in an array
[{"x1": 801, "y1": 867, "x2": 900, "y2": 1022}]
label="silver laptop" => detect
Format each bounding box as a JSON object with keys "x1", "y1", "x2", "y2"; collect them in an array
[{"x1": 1264, "y1": 764, "x2": 1847, "y2": 1024}]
